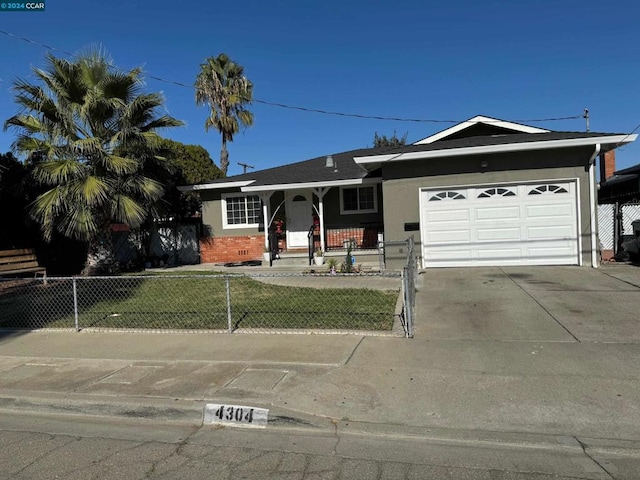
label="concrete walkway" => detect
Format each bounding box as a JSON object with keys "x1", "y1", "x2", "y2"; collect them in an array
[{"x1": 1, "y1": 264, "x2": 640, "y2": 478}]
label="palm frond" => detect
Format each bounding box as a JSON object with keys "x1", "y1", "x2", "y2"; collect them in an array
[{"x1": 8, "y1": 48, "x2": 182, "y2": 245}]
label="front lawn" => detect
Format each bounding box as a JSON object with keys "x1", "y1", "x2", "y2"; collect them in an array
[{"x1": 0, "y1": 275, "x2": 399, "y2": 331}]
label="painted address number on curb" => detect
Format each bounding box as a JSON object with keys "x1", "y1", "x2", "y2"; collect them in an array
[{"x1": 204, "y1": 403, "x2": 268, "y2": 428}]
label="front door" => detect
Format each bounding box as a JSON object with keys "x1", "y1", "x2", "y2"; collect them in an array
[{"x1": 286, "y1": 192, "x2": 312, "y2": 248}]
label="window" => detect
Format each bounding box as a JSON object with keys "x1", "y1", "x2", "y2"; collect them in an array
[
  {"x1": 429, "y1": 191, "x2": 466, "y2": 201},
  {"x1": 340, "y1": 186, "x2": 377, "y2": 214},
  {"x1": 478, "y1": 187, "x2": 516, "y2": 198},
  {"x1": 222, "y1": 194, "x2": 261, "y2": 228},
  {"x1": 528, "y1": 184, "x2": 568, "y2": 195}
]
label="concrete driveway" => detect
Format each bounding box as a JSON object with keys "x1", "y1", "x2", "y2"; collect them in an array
[{"x1": 417, "y1": 264, "x2": 640, "y2": 343}]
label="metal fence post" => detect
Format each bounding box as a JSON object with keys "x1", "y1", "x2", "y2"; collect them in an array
[
  {"x1": 403, "y1": 235, "x2": 416, "y2": 338},
  {"x1": 225, "y1": 275, "x2": 232, "y2": 333},
  {"x1": 72, "y1": 277, "x2": 80, "y2": 332}
]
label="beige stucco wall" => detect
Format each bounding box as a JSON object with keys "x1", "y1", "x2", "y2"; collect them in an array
[
  {"x1": 381, "y1": 147, "x2": 596, "y2": 266},
  {"x1": 199, "y1": 189, "x2": 262, "y2": 238}
]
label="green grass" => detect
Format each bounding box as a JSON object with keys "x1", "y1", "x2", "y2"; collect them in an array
[{"x1": 0, "y1": 276, "x2": 399, "y2": 331}]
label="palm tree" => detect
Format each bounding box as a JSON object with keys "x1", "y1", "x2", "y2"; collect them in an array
[
  {"x1": 4, "y1": 48, "x2": 183, "y2": 274},
  {"x1": 194, "y1": 53, "x2": 254, "y2": 176}
]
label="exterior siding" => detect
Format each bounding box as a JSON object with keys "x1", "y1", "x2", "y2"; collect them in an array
[
  {"x1": 199, "y1": 189, "x2": 265, "y2": 263},
  {"x1": 381, "y1": 147, "x2": 595, "y2": 266},
  {"x1": 321, "y1": 184, "x2": 384, "y2": 227},
  {"x1": 200, "y1": 189, "x2": 263, "y2": 238}
]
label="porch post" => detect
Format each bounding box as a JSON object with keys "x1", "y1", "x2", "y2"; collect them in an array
[
  {"x1": 313, "y1": 187, "x2": 330, "y2": 253},
  {"x1": 259, "y1": 192, "x2": 273, "y2": 250}
]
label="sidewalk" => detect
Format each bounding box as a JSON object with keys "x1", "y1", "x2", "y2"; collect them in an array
[{"x1": 1, "y1": 327, "x2": 640, "y2": 440}]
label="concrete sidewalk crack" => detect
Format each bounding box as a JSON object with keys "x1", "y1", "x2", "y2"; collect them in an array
[
  {"x1": 73, "y1": 363, "x2": 133, "y2": 392},
  {"x1": 499, "y1": 267, "x2": 581, "y2": 343},
  {"x1": 575, "y1": 437, "x2": 615, "y2": 480},
  {"x1": 344, "y1": 337, "x2": 365, "y2": 365},
  {"x1": 599, "y1": 270, "x2": 640, "y2": 290}
]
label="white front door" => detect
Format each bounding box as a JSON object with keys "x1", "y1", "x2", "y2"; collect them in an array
[
  {"x1": 420, "y1": 181, "x2": 579, "y2": 267},
  {"x1": 286, "y1": 192, "x2": 312, "y2": 248}
]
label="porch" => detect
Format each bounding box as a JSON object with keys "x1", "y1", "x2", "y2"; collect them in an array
[{"x1": 267, "y1": 223, "x2": 384, "y2": 269}]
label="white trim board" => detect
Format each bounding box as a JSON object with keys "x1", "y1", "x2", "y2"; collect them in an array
[
  {"x1": 355, "y1": 135, "x2": 637, "y2": 165},
  {"x1": 414, "y1": 115, "x2": 550, "y2": 145}
]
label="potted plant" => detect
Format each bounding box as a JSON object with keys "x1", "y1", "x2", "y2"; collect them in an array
[
  {"x1": 313, "y1": 248, "x2": 324, "y2": 266},
  {"x1": 327, "y1": 257, "x2": 338, "y2": 274}
]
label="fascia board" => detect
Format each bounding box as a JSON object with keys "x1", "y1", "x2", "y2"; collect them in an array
[
  {"x1": 353, "y1": 154, "x2": 400, "y2": 165},
  {"x1": 391, "y1": 135, "x2": 637, "y2": 162},
  {"x1": 241, "y1": 178, "x2": 368, "y2": 192},
  {"x1": 177, "y1": 180, "x2": 255, "y2": 192},
  {"x1": 414, "y1": 116, "x2": 550, "y2": 145}
]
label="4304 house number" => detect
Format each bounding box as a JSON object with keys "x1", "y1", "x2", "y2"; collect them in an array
[
  {"x1": 204, "y1": 403, "x2": 269, "y2": 428},
  {"x1": 215, "y1": 405, "x2": 254, "y2": 423}
]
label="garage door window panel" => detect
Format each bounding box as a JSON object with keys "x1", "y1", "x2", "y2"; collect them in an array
[
  {"x1": 478, "y1": 187, "x2": 516, "y2": 198},
  {"x1": 528, "y1": 184, "x2": 569, "y2": 195},
  {"x1": 429, "y1": 191, "x2": 466, "y2": 201}
]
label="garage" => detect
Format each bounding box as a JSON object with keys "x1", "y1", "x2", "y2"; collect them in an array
[{"x1": 420, "y1": 181, "x2": 579, "y2": 267}]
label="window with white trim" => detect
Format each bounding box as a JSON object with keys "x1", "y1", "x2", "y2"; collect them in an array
[
  {"x1": 222, "y1": 194, "x2": 262, "y2": 228},
  {"x1": 340, "y1": 186, "x2": 378, "y2": 214}
]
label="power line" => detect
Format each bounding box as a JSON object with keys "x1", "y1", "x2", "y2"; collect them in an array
[
  {"x1": 615, "y1": 122, "x2": 640, "y2": 149},
  {"x1": 0, "y1": 29, "x2": 600, "y2": 126}
]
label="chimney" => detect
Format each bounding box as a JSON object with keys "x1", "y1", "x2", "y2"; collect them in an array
[{"x1": 599, "y1": 150, "x2": 616, "y2": 181}]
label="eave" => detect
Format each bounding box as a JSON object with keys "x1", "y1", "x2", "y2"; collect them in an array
[
  {"x1": 354, "y1": 134, "x2": 637, "y2": 167},
  {"x1": 177, "y1": 180, "x2": 255, "y2": 192},
  {"x1": 241, "y1": 177, "x2": 381, "y2": 192}
]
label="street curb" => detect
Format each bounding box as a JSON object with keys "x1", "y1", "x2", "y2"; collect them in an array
[
  {"x1": 3, "y1": 391, "x2": 640, "y2": 458},
  {"x1": 0, "y1": 392, "x2": 205, "y2": 426}
]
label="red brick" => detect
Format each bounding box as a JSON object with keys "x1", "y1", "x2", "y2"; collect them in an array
[
  {"x1": 599, "y1": 150, "x2": 615, "y2": 180},
  {"x1": 199, "y1": 235, "x2": 265, "y2": 263}
]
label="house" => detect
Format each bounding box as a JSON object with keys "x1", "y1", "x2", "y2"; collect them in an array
[{"x1": 179, "y1": 116, "x2": 636, "y2": 268}]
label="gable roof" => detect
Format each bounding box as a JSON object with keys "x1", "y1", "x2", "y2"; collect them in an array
[
  {"x1": 414, "y1": 115, "x2": 549, "y2": 144},
  {"x1": 179, "y1": 147, "x2": 386, "y2": 192}
]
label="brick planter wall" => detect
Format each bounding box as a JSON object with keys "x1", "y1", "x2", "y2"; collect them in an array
[{"x1": 200, "y1": 235, "x2": 265, "y2": 263}]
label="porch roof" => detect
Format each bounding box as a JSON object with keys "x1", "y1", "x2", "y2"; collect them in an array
[{"x1": 178, "y1": 147, "x2": 385, "y2": 192}]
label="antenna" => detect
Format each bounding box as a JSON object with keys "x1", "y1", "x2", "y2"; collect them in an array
[
  {"x1": 237, "y1": 162, "x2": 255, "y2": 174},
  {"x1": 584, "y1": 108, "x2": 589, "y2": 132}
]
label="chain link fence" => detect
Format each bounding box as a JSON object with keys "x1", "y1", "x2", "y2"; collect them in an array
[
  {"x1": 0, "y1": 272, "x2": 406, "y2": 336},
  {"x1": 1, "y1": 235, "x2": 419, "y2": 337}
]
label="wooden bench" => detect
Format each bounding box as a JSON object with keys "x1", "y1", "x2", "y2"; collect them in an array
[{"x1": 0, "y1": 248, "x2": 47, "y2": 282}]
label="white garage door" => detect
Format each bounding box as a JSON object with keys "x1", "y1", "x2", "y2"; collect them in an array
[{"x1": 420, "y1": 181, "x2": 579, "y2": 267}]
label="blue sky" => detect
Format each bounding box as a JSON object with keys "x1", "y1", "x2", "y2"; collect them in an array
[{"x1": 1, "y1": 0, "x2": 639, "y2": 176}]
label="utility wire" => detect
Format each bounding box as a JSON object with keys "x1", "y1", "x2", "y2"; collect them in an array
[
  {"x1": 0, "y1": 29, "x2": 603, "y2": 126},
  {"x1": 616, "y1": 122, "x2": 640, "y2": 148}
]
